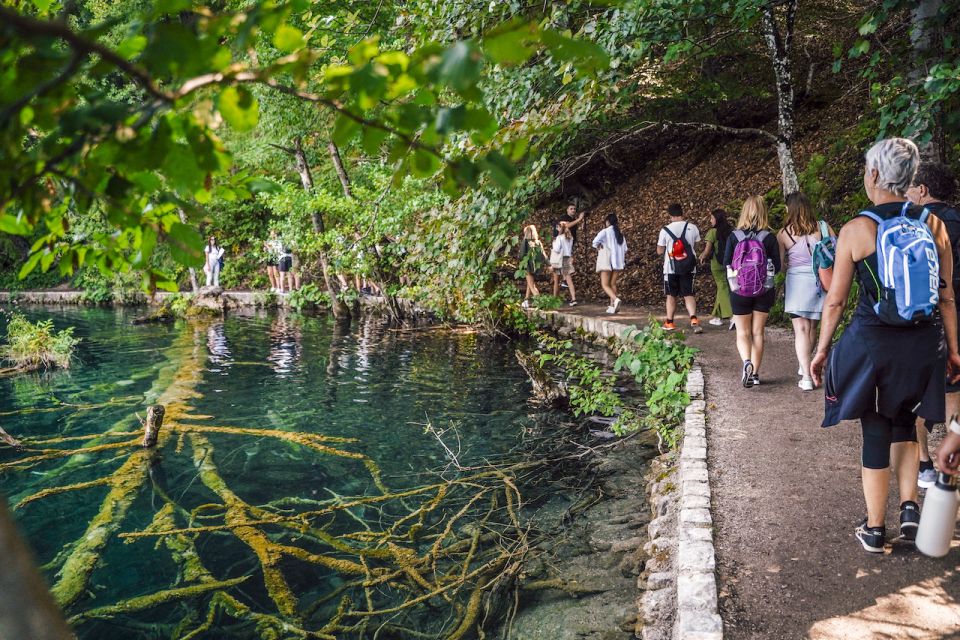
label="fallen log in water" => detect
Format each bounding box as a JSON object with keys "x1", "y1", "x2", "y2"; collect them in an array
[
  {"x1": 515, "y1": 350, "x2": 569, "y2": 408},
  {"x1": 0, "y1": 425, "x2": 22, "y2": 451}
]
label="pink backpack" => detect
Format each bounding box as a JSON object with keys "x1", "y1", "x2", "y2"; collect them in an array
[{"x1": 730, "y1": 230, "x2": 771, "y2": 297}]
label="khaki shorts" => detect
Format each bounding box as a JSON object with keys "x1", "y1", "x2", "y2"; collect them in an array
[{"x1": 555, "y1": 256, "x2": 575, "y2": 277}]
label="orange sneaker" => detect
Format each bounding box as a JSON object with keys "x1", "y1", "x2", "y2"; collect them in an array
[
  {"x1": 691, "y1": 317, "x2": 703, "y2": 334},
  {"x1": 663, "y1": 321, "x2": 676, "y2": 331}
]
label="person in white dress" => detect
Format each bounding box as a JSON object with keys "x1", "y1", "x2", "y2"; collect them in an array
[{"x1": 592, "y1": 213, "x2": 627, "y2": 314}]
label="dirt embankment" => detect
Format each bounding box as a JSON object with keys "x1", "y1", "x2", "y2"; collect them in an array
[{"x1": 527, "y1": 100, "x2": 861, "y2": 309}]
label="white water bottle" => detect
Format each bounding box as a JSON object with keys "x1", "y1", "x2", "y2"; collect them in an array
[
  {"x1": 916, "y1": 471, "x2": 959, "y2": 558},
  {"x1": 726, "y1": 266, "x2": 739, "y2": 293},
  {"x1": 765, "y1": 258, "x2": 775, "y2": 290}
]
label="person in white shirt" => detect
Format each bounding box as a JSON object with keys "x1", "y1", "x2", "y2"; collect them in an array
[
  {"x1": 203, "y1": 236, "x2": 225, "y2": 288},
  {"x1": 551, "y1": 221, "x2": 578, "y2": 306},
  {"x1": 592, "y1": 213, "x2": 627, "y2": 314},
  {"x1": 657, "y1": 203, "x2": 702, "y2": 332}
]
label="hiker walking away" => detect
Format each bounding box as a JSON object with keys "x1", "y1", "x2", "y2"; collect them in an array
[
  {"x1": 550, "y1": 221, "x2": 578, "y2": 307},
  {"x1": 264, "y1": 229, "x2": 282, "y2": 293},
  {"x1": 811, "y1": 138, "x2": 960, "y2": 554},
  {"x1": 778, "y1": 192, "x2": 836, "y2": 391},
  {"x1": 592, "y1": 213, "x2": 627, "y2": 314},
  {"x1": 658, "y1": 203, "x2": 702, "y2": 332},
  {"x1": 723, "y1": 196, "x2": 780, "y2": 387},
  {"x1": 519, "y1": 224, "x2": 548, "y2": 309},
  {"x1": 907, "y1": 161, "x2": 960, "y2": 488},
  {"x1": 699, "y1": 208, "x2": 733, "y2": 330},
  {"x1": 203, "y1": 236, "x2": 225, "y2": 288}
]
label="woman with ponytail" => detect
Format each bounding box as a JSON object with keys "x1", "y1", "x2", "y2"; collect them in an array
[{"x1": 592, "y1": 213, "x2": 628, "y2": 314}]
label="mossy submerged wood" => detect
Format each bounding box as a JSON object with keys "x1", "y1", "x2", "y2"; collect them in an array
[{"x1": 0, "y1": 308, "x2": 669, "y2": 638}]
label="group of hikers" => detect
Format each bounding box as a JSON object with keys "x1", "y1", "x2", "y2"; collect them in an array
[
  {"x1": 519, "y1": 206, "x2": 628, "y2": 313},
  {"x1": 520, "y1": 137, "x2": 960, "y2": 553},
  {"x1": 199, "y1": 231, "x2": 300, "y2": 293}
]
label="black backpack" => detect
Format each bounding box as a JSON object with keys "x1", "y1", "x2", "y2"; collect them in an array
[{"x1": 663, "y1": 223, "x2": 697, "y2": 275}]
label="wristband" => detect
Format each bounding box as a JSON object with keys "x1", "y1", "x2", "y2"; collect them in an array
[{"x1": 950, "y1": 419, "x2": 960, "y2": 436}]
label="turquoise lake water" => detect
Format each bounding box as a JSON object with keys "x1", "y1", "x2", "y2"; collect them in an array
[{"x1": 0, "y1": 307, "x2": 565, "y2": 638}]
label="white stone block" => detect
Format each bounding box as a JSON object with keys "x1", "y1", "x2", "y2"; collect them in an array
[
  {"x1": 676, "y1": 611, "x2": 723, "y2": 640},
  {"x1": 680, "y1": 508, "x2": 712, "y2": 526},
  {"x1": 678, "y1": 541, "x2": 716, "y2": 573},
  {"x1": 681, "y1": 446, "x2": 707, "y2": 461},
  {"x1": 681, "y1": 493, "x2": 710, "y2": 510}
]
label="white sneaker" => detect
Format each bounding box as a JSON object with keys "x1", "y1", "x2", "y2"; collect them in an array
[
  {"x1": 708, "y1": 317, "x2": 723, "y2": 326},
  {"x1": 521, "y1": 299, "x2": 530, "y2": 309},
  {"x1": 613, "y1": 297, "x2": 622, "y2": 312},
  {"x1": 798, "y1": 366, "x2": 804, "y2": 376},
  {"x1": 798, "y1": 377, "x2": 814, "y2": 391},
  {"x1": 605, "y1": 306, "x2": 615, "y2": 314}
]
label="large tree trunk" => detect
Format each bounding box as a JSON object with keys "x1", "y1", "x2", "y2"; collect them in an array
[
  {"x1": 326, "y1": 141, "x2": 405, "y2": 324},
  {"x1": 762, "y1": 0, "x2": 800, "y2": 196},
  {"x1": 910, "y1": 0, "x2": 945, "y2": 161},
  {"x1": 293, "y1": 137, "x2": 351, "y2": 320}
]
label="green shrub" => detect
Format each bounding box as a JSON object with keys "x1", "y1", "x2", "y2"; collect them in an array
[
  {"x1": 614, "y1": 321, "x2": 696, "y2": 448},
  {"x1": 2, "y1": 313, "x2": 80, "y2": 370},
  {"x1": 287, "y1": 283, "x2": 330, "y2": 312},
  {"x1": 530, "y1": 294, "x2": 564, "y2": 310}
]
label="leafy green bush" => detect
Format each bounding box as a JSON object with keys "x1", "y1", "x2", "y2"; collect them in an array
[
  {"x1": 2, "y1": 313, "x2": 80, "y2": 370},
  {"x1": 534, "y1": 331, "x2": 640, "y2": 433},
  {"x1": 614, "y1": 321, "x2": 696, "y2": 448},
  {"x1": 287, "y1": 283, "x2": 330, "y2": 313},
  {"x1": 530, "y1": 294, "x2": 564, "y2": 310}
]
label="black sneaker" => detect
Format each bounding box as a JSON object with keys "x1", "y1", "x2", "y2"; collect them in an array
[
  {"x1": 741, "y1": 361, "x2": 754, "y2": 388},
  {"x1": 855, "y1": 518, "x2": 885, "y2": 553},
  {"x1": 899, "y1": 501, "x2": 920, "y2": 541}
]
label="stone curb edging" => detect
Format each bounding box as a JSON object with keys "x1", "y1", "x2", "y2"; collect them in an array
[{"x1": 673, "y1": 363, "x2": 722, "y2": 640}]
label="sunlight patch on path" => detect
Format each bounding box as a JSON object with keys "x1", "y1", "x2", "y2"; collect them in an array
[{"x1": 807, "y1": 568, "x2": 960, "y2": 640}]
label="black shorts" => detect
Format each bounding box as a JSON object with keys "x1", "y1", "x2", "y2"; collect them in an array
[
  {"x1": 731, "y1": 289, "x2": 776, "y2": 315},
  {"x1": 664, "y1": 273, "x2": 695, "y2": 297},
  {"x1": 278, "y1": 256, "x2": 292, "y2": 272}
]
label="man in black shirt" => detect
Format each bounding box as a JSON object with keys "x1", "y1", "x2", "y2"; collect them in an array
[
  {"x1": 559, "y1": 203, "x2": 585, "y2": 242},
  {"x1": 908, "y1": 161, "x2": 959, "y2": 488}
]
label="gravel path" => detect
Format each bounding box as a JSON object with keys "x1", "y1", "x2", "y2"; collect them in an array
[
  {"x1": 558, "y1": 302, "x2": 960, "y2": 639},
  {"x1": 696, "y1": 321, "x2": 960, "y2": 639}
]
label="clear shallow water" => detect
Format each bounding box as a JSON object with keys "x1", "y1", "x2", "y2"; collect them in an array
[{"x1": 0, "y1": 308, "x2": 562, "y2": 638}]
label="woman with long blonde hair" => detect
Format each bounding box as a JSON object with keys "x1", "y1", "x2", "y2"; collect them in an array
[
  {"x1": 722, "y1": 196, "x2": 781, "y2": 387},
  {"x1": 778, "y1": 192, "x2": 836, "y2": 390},
  {"x1": 519, "y1": 224, "x2": 547, "y2": 309}
]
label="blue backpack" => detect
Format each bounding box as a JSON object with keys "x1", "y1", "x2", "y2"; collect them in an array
[{"x1": 859, "y1": 202, "x2": 939, "y2": 326}]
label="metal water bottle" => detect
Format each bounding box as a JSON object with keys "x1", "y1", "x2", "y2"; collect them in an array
[
  {"x1": 916, "y1": 472, "x2": 959, "y2": 558},
  {"x1": 765, "y1": 258, "x2": 775, "y2": 290}
]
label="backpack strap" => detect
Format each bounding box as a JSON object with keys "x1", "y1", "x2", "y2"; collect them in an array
[
  {"x1": 818, "y1": 220, "x2": 829, "y2": 238},
  {"x1": 680, "y1": 222, "x2": 689, "y2": 240},
  {"x1": 663, "y1": 225, "x2": 679, "y2": 241},
  {"x1": 858, "y1": 210, "x2": 883, "y2": 225},
  {"x1": 784, "y1": 229, "x2": 797, "y2": 249}
]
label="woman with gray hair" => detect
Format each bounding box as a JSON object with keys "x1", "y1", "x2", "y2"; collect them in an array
[{"x1": 811, "y1": 137, "x2": 960, "y2": 553}]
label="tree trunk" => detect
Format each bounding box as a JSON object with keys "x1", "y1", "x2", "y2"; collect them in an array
[
  {"x1": 327, "y1": 140, "x2": 404, "y2": 324},
  {"x1": 0, "y1": 500, "x2": 74, "y2": 640},
  {"x1": 293, "y1": 137, "x2": 351, "y2": 320},
  {"x1": 177, "y1": 210, "x2": 199, "y2": 292},
  {"x1": 141, "y1": 405, "x2": 165, "y2": 448},
  {"x1": 327, "y1": 141, "x2": 353, "y2": 199},
  {"x1": 762, "y1": 1, "x2": 801, "y2": 196},
  {"x1": 910, "y1": 0, "x2": 945, "y2": 160}
]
